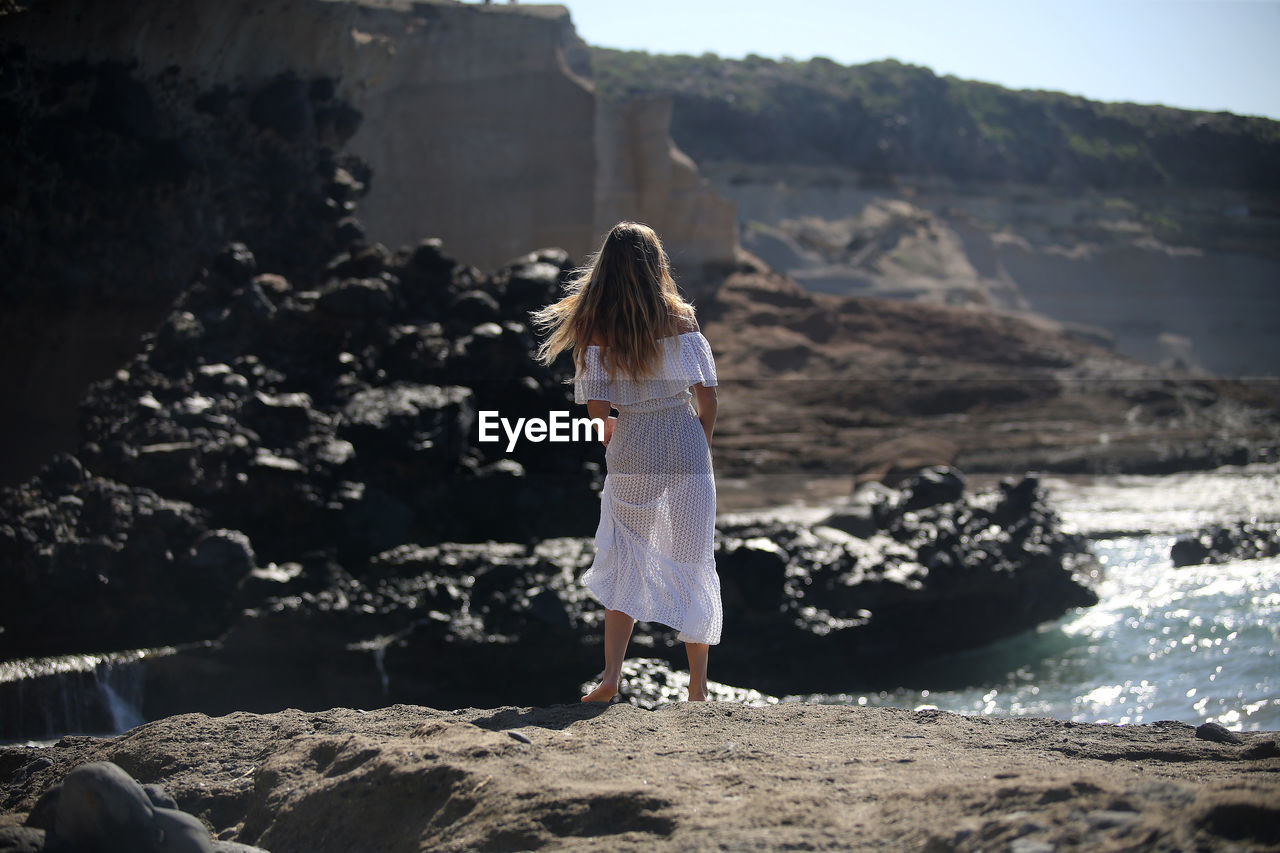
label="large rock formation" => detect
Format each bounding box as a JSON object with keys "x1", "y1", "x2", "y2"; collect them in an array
[
  {"x1": 0, "y1": 0, "x2": 736, "y2": 486},
  {"x1": 0, "y1": 3, "x2": 372, "y2": 485},
  {"x1": 0, "y1": 235, "x2": 603, "y2": 666}
]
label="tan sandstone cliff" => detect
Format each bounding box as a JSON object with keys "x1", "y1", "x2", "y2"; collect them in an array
[
  {"x1": 710, "y1": 163, "x2": 1280, "y2": 376},
  {"x1": 595, "y1": 96, "x2": 738, "y2": 281}
]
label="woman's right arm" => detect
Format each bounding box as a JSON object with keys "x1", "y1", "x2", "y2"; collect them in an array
[{"x1": 586, "y1": 399, "x2": 615, "y2": 446}]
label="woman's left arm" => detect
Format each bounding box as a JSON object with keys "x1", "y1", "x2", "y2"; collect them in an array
[{"x1": 692, "y1": 383, "x2": 717, "y2": 448}]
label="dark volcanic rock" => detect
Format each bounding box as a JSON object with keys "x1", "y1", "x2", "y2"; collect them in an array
[
  {"x1": 249, "y1": 74, "x2": 313, "y2": 140},
  {"x1": 1196, "y1": 722, "x2": 1243, "y2": 744},
  {"x1": 589, "y1": 658, "x2": 779, "y2": 709},
  {"x1": 89, "y1": 64, "x2": 158, "y2": 139},
  {"x1": 316, "y1": 277, "x2": 394, "y2": 318},
  {"x1": 129, "y1": 476, "x2": 1096, "y2": 719},
  {"x1": 704, "y1": 474, "x2": 1098, "y2": 692},
  {"x1": 1171, "y1": 521, "x2": 1280, "y2": 567},
  {"x1": 902, "y1": 465, "x2": 966, "y2": 510},
  {"x1": 0, "y1": 461, "x2": 242, "y2": 660},
  {"x1": 211, "y1": 243, "x2": 258, "y2": 287},
  {"x1": 0, "y1": 237, "x2": 599, "y2": 667}
]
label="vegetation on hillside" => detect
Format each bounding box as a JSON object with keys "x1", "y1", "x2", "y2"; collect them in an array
[{"x1": 590, "y1": 49, "x2": 1280, "y2": 191}]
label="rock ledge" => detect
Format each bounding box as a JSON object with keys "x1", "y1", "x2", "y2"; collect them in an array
[{"x1": 2, "y1": 704, "x2": 1277, "y2": 852}]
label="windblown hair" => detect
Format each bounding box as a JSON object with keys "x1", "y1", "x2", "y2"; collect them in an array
[{"x1": 533, "y1": 221, "x2": 696, "y2": 380}]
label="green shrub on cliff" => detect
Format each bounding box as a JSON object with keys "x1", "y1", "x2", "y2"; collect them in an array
[{"x1": 591, "y1": 48, "x2": 1280, "y2": 191}]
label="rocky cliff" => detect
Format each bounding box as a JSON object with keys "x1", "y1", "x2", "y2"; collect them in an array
[
  {"x1": 10, "y1": 0, "x2": 736, "y2": 276},
  {"x1": 341, "y1": 1, "x2": 600, "y2": 269},
  {"x1": 591, "y1": 50, "x2": 1280, "y2": 377},
  {"x1": 591, "y1": 51, "x2": 1280, "y2": 193},
  {"x1": 715, "y1": 166, "x2": 1280, "y2": 375},
  {"x1": 0, "y1": 0, "x2": 736, "y2": 486}
]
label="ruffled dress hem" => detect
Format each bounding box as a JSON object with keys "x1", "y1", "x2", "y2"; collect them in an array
[{"x1": 584, "y1": 492, "x2": 722, "y2": 645}]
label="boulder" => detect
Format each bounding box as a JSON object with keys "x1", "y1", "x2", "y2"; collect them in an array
[
  {"x1": 448, "y1": 290, "x2": 501, "y2": 329},
  {"x1": 1172, "y1": 521, "x2": 1280, "y2": 567},
  {"x1": 902, "y1": 465, "x2": 966, "y2": 509},
  {"x1": 338, "y1": 383, "x2": 474, "y2": 471},
  {"x1": 24, "y1": 760, "x2": 227, "y2": 853},
  {"x1": 502, "y1": 258, "x2": 564, "y2": 316},
  {"x1": 186, "y1": 530, "x2": 257, "y2": 597},
  {"x1": 37, "y1": 454, "x2": 89, "y2": 493},
  {"x1": 316, "y1": 277, "x2": 394, "y2": 318}
]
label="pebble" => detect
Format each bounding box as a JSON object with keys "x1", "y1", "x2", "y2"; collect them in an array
[
  {"x1": 1086, "y1": 810, "x2": 1140, "y2": 830},
  {"x1": 1010, "y1": 840, "x2": 1055, "y2": 853}
]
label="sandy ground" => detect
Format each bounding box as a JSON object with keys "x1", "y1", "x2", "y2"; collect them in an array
[{"x1": 2, "y1": 702, "x2": 1277, "y2": 851}]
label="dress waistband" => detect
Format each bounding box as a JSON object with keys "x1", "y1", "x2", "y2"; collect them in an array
[{"x1": 615, "y1": 394, "x2": 693, "y2": 414}]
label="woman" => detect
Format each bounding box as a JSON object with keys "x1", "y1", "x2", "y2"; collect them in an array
[{"x1": 534, "y1": 221, "x2": 722, "y2": 703}]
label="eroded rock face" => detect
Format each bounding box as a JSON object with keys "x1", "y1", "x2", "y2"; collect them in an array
[
  {"x1": 594, "y1": 96, "x2": 738, "y2": 291},
  {"x1": 0, "y1": 33, "x2": 367, "y2": 486}
]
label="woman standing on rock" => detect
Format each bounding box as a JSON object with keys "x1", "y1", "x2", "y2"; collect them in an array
[{"x1": 535, "y1": 221, "x2": 722, "y2": 703}]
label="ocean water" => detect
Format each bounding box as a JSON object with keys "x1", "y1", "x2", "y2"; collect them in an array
[{"x1": 809, "y1": 464, "x2": 1280, "y2": 731}]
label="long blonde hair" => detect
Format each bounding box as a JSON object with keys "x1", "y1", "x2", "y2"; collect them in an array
[{"x1": 533, "y1": 221, "x2": 696, "y2": 380}]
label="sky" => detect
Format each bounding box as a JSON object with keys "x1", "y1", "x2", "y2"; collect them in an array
[{"x1": 561, "y1": 0, "x2": 1280, "y2": 120}]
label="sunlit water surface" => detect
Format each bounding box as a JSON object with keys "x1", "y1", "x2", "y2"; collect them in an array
[{"x1": 803, "y1": 464, "x2": 1280, "y2": 731}]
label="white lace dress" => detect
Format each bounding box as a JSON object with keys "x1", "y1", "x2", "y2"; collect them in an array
[{"x1": 573, "y1": 331, "x2": 723, "y2": 645}]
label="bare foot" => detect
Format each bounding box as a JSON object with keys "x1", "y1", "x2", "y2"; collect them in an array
[
  {"x1": 581, "y1": 680, "x2": 619, "y2": 703},
  {"x1": 688, "y1": 683, "x2": 709, "y2": 702}
]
